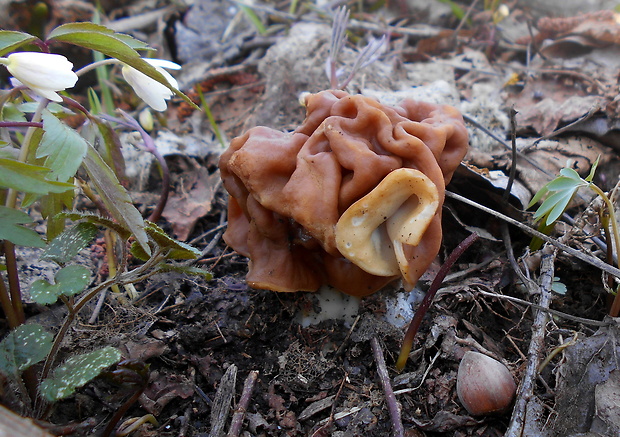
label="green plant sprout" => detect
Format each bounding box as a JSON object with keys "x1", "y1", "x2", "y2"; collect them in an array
[
  {"x1": 0, "y1": 21, "x2": 210, "y2": 425},
  {"x1": 528, "y1": 158, "x2": 620, "y2": 315}
]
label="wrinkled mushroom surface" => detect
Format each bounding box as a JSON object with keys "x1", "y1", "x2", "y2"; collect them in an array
[{"x1": 219, "y1": 90, "x2": 468, "y2": 296}]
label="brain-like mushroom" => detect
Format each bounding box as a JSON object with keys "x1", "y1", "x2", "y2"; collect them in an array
[{"x1": 219, "y1": 90, "x2": 468, "y2": 296}]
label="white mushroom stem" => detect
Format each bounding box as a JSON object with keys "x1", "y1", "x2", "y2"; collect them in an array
[{"x1": 335, "y1": 168, "x2": 439, "y2": 277}]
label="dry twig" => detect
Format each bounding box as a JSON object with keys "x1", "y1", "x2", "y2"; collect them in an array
[
  {"x1": 227, "y1": 370, "x2": 258, "y2": 437},
  {"x1": 370, "y1": 337, "x2": 404, "y2": 437},
  {"x1": 505, "y1": 248, "x2": 556, "y2": 436}
]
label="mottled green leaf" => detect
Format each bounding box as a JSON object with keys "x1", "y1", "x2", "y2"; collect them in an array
[
  {"x1": 81, "y1": 144, "x2": 149, "y2": 255},
  {"x1": 0, "y1": 158, "x2": 73, "y2": 194},
  {"x1": 39, "y1": 346, "x2": 121, "y2": 401},
  {"x1": 40, "y1": 222, "x2": 98, "y2": 264},
  {"x1": 145, "y1": 222, "x2": 200, "y2": 259},
  {"x1": 129, "y1": 240, "x2": 150, "y2": 262},
  {"x1": 157, "y1": 263, "x2": 212, "y2": 280},
  {"x1": 0, "y1": 31, "x2": 37, "y2": 56},
  {"x1": 40, "y1": 190, "x2": 75, "y2": 241},
  {"x1": 37, "y1": 110, "x2": 88, "y2": 182},
  {"x1": 0, "y1": 324, "x2": 53, "y2": 379},
  {"x1": 0, "y1": 205, "x2": 45, "y2": 247},
  {"x1": 57, "y1": 212, "x2": 131, "y2": 241},
  {"x1": 30, "y1": 264, "x2": 90, "y2": 305}
]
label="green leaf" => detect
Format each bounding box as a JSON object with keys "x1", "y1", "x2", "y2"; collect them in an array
[
  {"x1": 533, "y1": 189, "x2": 565, "y2": 221},
  {"x1": 40, "y1": 190, "x2": 75, "y2": 241},
  {"x1": 130, "y1": 240, "x2": 150, "y2": 262},
  {"x1": 0, "y1": 158, "x2": 74, "y2": 194},
  {"x1": 0, "y1": 205, "x2": 45, "y2": 247},
  {"x1": 2, "y1": 103, "x2": 27, "y2": 122},
  {"x1": 558, "y1": 167, "x2": 582, "y2": 181},
  {"x1": 238, "y1": 5, "x2": 267, "y2": 35},
  {"x1": 0, "y1": 324, "x2": 53, "y2": 379},
  {"x1": 30, "y1": 264, "x2": 90, "y2": 305},
  {"x1": 39, "y1": 346, "x2": 121, "y2": 402},
  {"x1": 81, "y1": 144, "x2": 150, "y2": 255},
  {"x1": 145, "y1": 221, "x2": 200, "y2": 259},
  {"x1": 46, "y1": 22, "x2": 150, "y2": 51},
  {"x1": 585, "y1": 156, "x2": 600, "y2": 183},
  {"x1": 46, "y1": 23, "x2": 196, "y2": 109},
  {"x1": 546, "y1": 191, "x2": 573, "y2": 224},
  {"x1": 87, "y1": 117, "x2": 126, "y2": 180},
  {"x1": 157, "y1": 263, "x2": 213, "y2": 280},
  {"x1": 0, "y1": 31, "x2": 37, "y2": 56},
  {"x1": 38, "y1": 110, "x2": 88, "y2": 182},
  {"x1": 57, "y1": 212, "x2": 131, "y2": 241},
  {"x1": 551, "y1": 277, "x2": 567, "y2": 295},
  {"x1": 40, "y1": 222, "x2": 98, "y2": 264},
  {"x1": 545, "y1": 176, "x2": 582, "y2": 192},
  {"x1": 437, "y1": 0, "x2": 467, "y2": 20},
  {"x1": 17, "y1": 102, "x2": 66, "y2": 114},
  {"x1": 528, "y1": 185, "x2": 549, "y2": 209}
]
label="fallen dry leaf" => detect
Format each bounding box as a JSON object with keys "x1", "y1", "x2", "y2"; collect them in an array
[{"x1": 162, "y1": 164, "x2": 220, "y2": 241}]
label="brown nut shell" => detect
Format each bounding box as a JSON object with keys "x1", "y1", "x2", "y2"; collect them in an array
[{"x1": 456, "y1": 351, "x2": 517, "y2": 416}]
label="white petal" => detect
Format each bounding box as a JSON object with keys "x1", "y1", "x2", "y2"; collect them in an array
[
  {"x1": 145, "y1": 58, "x2": 182, "y2": 70},
  {"x1": 122, "y1": 65, "x2": 174, "y2": 112},
  {"x1": 26, "y1": 87, "x2": 63, "y2": 102},
  {"x1": 7, "y1": 52, "x2": 77, "y2": 91}
]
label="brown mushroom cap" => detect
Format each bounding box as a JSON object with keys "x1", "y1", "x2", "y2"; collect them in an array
[{"x1": 219, "y1": 90, "x2": 469, "y2": 296}]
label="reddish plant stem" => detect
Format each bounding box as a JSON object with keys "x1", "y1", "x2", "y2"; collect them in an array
[
  {"x1": 3, "y1": 241, "x2": 25, "y2": 325},
  {"x1": 396, "y1": 232, "x2": 480, "y2": 370},
  {"x1": 0, "y1": 121, "x2": 43, "y2": 129},
  {"x1": 0, "y1": 270, "x2": 20, "y2": 328}
]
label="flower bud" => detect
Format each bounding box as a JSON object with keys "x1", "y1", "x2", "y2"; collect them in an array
[
  {"x1": 122, "y1": 59, "x2": 180, "y2": 112},
  {"x1": 2, "y1": 52, "x2": 78, "y2": 102}
]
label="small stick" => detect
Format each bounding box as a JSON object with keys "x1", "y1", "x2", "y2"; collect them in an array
[
  {"x1": 310, "y1": 372, "x2": 348, "y2": 437},
  {"x1": 227, "y1": 370, "x2": 258, "y2": 437},
  {"x1": 371, "y1": 337, "x2": 405, "y2": 437},
  {"x1": 505, "y1": 248, "x2": 556, "y2": 437},
  {"x1": 210, "y1": 365, "x2": 237, "y2": 437}
]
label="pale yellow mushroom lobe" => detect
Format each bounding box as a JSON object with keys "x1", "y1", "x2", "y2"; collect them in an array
[{"x1": 335, "y1": 168, "x2": 439, "y2": 279}]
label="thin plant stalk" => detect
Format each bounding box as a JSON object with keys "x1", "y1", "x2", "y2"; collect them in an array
[
  {"x1": 396, "y1": 233, "x2": 480, "y2": 371},
  {"x1": 0, "y1": 270, "x2": 20, "y2": 328},
  {"x1": 3, "y1": 241, "x2": 25, "y2": 325},
  {"x1": 591, "y1": 184, "x2": 620, "y2": 315},
  {"x1": 196, "y1": 86, "x2": 226, "y2": 148},
  {"x1": 5, "y1": 98, "x2": 48, "y2": 209}
]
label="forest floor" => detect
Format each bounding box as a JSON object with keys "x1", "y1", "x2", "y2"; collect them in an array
[{"x1": 4, "y1": 0, "x2": 620, "y2": 436}]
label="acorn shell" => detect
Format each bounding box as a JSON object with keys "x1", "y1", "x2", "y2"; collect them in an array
[{"x1": 456, "y1": 351, "x2": 517, "y2": 416}]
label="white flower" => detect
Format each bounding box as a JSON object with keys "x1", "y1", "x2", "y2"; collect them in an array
[
  {"x1": 122, "y1": 59, "x2": 181, "y2": 112},
  {"x1": 1, "y1": 52, "x2": 78, "y2": 102}
]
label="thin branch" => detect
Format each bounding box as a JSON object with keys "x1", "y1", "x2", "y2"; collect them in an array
[
  {"x1": 474, "y1": 288, "x2": 611, "y2": 327},
  {"x1": 371, "y1": 337, "x2": 404, "y2": 437},
  {"x1": 505, "y1": 248, "x2": 556, "y2": 436},
  {"x1": 227, "y1": 370, "x2": 258, "y2": 437},
  {"x1": 445, "y1": 191, "x2": 620, "y2": 280}
]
